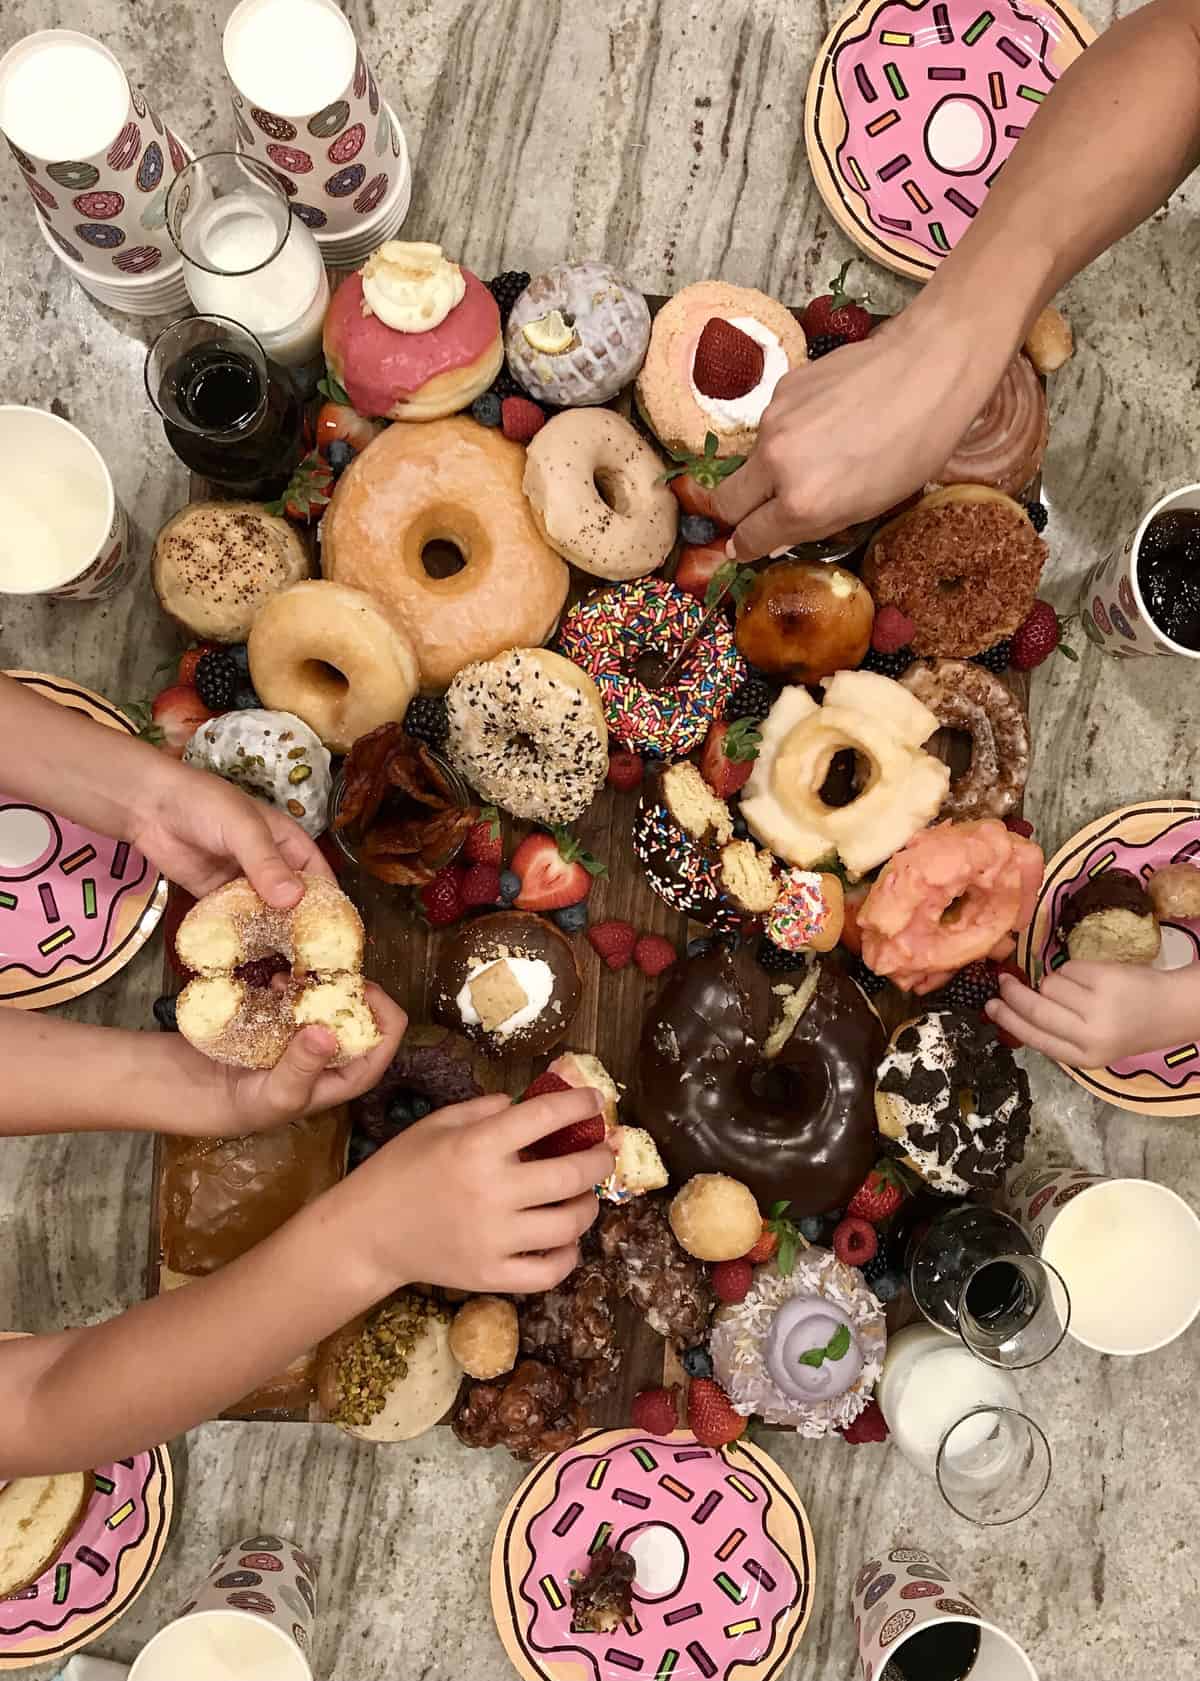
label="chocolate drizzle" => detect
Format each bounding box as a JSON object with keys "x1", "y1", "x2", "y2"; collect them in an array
[{"x1": 1057, "y1": 868, "x2": 1154, "y2": 939}]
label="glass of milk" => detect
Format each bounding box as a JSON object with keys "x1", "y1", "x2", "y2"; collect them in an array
[{"x1": 166, "y1": 153, "x2": 329, "y2": 368}]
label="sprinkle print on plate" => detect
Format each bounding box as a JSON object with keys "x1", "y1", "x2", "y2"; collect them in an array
[
  {"x1": 0, "y1": 674, "x2": 166, "y2": 1010},
  {"x1": 1017, "y1": 800, "x2": 1200, "y2": 1113},
  {"x1": 805, "y1": 0, "x2": 1095, "y2": 280}
]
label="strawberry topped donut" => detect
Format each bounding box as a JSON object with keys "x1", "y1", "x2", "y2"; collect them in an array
[
  {"x1": 323, "y1": 241, "x2": 503, "y2": 421},
  {"x1": 636, "y1": 281, "x2": 807, "y2": 459}
]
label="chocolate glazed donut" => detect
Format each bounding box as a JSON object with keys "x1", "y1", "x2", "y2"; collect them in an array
[{"x1": 638, "y1": 948, "x2": 884, "y2": 1217}]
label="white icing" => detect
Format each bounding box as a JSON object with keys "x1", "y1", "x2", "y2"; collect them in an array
[
  {"x1": 689, "y1": 316, "x2": 789, "y2": 432},
  {"x1": 455, "y1": 957, "x2": 555, "y2": 1038},
  {"x1": 360, "y1": 241, "x2": 465, "y2": 333}
]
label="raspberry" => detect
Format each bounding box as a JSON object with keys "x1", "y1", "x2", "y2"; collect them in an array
[
  {"x1": 849, "y1": 955, "x2": 887, "y2": 996},
  {"x1": 756, "y1": 938, "x2": 804, "y2": 974},
  {"x1": 634, "y1": 934, "x2": 677, "y2": 977},
  {"x1": 404, "y1": 695, "x2": 449, "y2": 748},
  {"x1": 832, "y1": 1215, "x2": 878, "y2": 1267},
  {"x1": 486, "y1": 269, "x2": 530, "y2": 326},
  {"x1": 871, "y1": 605, "x2": 917, "y2": 654},
  {"x1": 193, "y1": 649, "x2": 238, "y2": 711},
  {"x1": 710, "y1": 1258, "x2": 753, "y2": 1303},
  {"x1": 939, "y1": 959, "x2": 1000, "y2": 1012},
  {"x1": 587, "y1": 919, "x2": 637, "y2": 970},
  {"x1": 419, "y1": 864, "x2": 465, "y2": 926},
  {"x1": 464, "y1": 810, "x2": 503, "y2": 866},
  {"x1": 859, "y1": 645, "x2": 914, "y2": 678},
  {"x1": 236, "y1": 954, "x2": 291, "y2": 988},
  {"x1": 839, "y1": 1400, "x2": 889, "y2": 1444},
  {"x1": 971, "y1": 640, "x2": 1012, "y2": 673},
  {"x1": 606, "y1": 749, "x2": 643, "y2": 792},
  {"x1": 461, "y1": 863, "x2": 502, "y2": 908},
  {"x1": 631, "y1": 1386, "x2": 680, "y2": 1436},
  {"x1": 1025, "y1": 499, "x2": 1049, "y2": 533},
  {"x1": 1005, "y1": 816, "x2": 1035, "y2": 838},
  {"x1": 807, "y1": 332, "x2": 847, "y2": 360},
  {"x1": 725, "y1": 674, "x2": 774, "y2": 721},
  {"x1": 501, "y1": 396, "x2": 547, "y2": 444}
]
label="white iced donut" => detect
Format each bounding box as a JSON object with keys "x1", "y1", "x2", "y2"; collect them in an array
[{"x1": 184, "y1": 709, "x2": 332, "y2": 838}]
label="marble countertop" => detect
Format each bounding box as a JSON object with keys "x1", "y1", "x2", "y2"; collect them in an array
[{"x1": 2, "y1": 1, "x2": 1198, "y2": 1677}]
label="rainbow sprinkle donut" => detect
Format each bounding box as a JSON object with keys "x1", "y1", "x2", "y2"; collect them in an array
[{"x1": 557, "y1": 579, "x2": 745, "y2": 758}]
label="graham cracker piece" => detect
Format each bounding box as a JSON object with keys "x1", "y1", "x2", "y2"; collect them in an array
[{"x1": 469, "y1": 960, "x2": 528, "y2": 1031}]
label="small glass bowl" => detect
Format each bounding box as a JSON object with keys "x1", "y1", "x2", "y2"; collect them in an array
[{"x1": 326, "y1": 749, "x2": 473, "y2": 873}]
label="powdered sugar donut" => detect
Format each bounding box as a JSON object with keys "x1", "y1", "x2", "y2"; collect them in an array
[
  {"x1": 184, "y1": 710, "x2": 332, "y2": 839},
  {"x1": 505, "y1": 262, "x2": 651, "y2": 407}
]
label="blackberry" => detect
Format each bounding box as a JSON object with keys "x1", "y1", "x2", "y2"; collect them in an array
[
  {"x1": 470, "y1": 391, "x2": 503, "y2": 428},
  {"x1": 861, "y1": 1246, "x2": 891, "y2": 1286},
  {"x1": 152, "y1": 994, "x2": 178, "y2": 1031},
  {"x1": 938, "y1": 959, "x2": 999, "y2": 1012},
  {"x1": 404, "y1": 694, "x2": 449, "y2": 748},
  {"x1": 681, "y1": 1345, "x2": 714, "y2": 1380},
  {"x1": 860, "y1": 645, "x2": 914, "y2": 679},
  {"x1": 971, "y1": 640, "x2": 1011, "y2": 674},
  {"x1": 194, "y1": 649, "x2": 238, "y2": 711},
  {"x1": 849, "y1": 955, "x2": 887, "y2": 996},
  {"x1": 757, "y1": 939, "x2": 804, "y2": 974},
  {"x1": 807, "y1": 332, "x2": 847, "y2": 360},
  {"x1": 1025, "y1": 500, "x2": 1049, "y2": 534},
  {"x1": 228, "y1": 643, "x2": 251, "y2": 678},
  {"x1": 726, "y1": 674, "x2": 774, "y2": 721},
  {"x1": 490, "y1": 367, "x2": 528, "y2": 401},
  {"x1": 487, "y1": 269, "x2": 531, "y2": 326}
]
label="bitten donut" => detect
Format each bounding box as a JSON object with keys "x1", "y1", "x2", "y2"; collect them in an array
[
  {"x1": 248, "y1": 580, "x2": 420, "y2": 754},
  {"x1": 557, "y1": 577, "x2": 745, "y2": 757},
  {"x1": 932, "y1": 354, "x2": 1048, "y2": 497},
  {"x1": 184, "y1": 709, "x2": 332, "y2": 838},
  {"x1": 322, "y1": 417, "x2": 569, "y2": 692},
  {"x1": 900, "y1": 659, "x2": 1030, "y2": 820},
  {"x1": 444, "y1": 648, "x2": 607, "y2": 825},
  {"x1": 504, "y1": 261, "x2": 651, "y2": 406},
  {"x1": 523, "y1": 409, "x2": 678, "y2": 580}
]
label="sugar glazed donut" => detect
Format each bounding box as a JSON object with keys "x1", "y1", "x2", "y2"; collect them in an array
[
  {"x1": 504, "y1": 261, "x2": 651, "y2": 406},
  {"x1": 557, "y1": 578, "x2": 745, "y2": 757},
  {"x1": 248, "y1": 580, "x2": 420, "y2": 754},
  {"x1": 900, "y1": 659, "x2": 1030, "y2": 820},
  {"x1": 444, "y1": 648, "x2": 608, "y2": 825},
  {"x1": 322, "y1": 417, "x2": 569, "y2": 692},
  {"x1": 932, "y1": 354, "x2": 1048, "y2": 497},
  {"x1": 175, "y1": 876, "x2": 381, "y2": 1068},
  {"x1": 184, "y1": 708, "x2": 332, "y2": 838},
  {"x1": 523, "y1": 409, "x2": 678, "y2": 581}
]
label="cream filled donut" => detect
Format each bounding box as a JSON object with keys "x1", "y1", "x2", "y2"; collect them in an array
[
  {"x1": 504, "y1": 261, "x2": 651, "y2": 406},
  {"x1": 523, "y1": 409, "x2": 678, "y2": 581},
  {"x1": 636, "y1": 280, "x2": 807, "y2": 458},
  {"x1": 322, "y1": 417, "x2": 569, "y2": 692},
  {"x1": 434, "y1": 912, "x2": 581, "y2": 1057},
  {"x1": 248, "y1": 580, "x2": 420, "y2": 754},
  {"x1": 445, "y1": 648, "x2": 608, "y2": 825},
  {"x1": 323, "y1": 242, "x2": 503, "y2": 421}
]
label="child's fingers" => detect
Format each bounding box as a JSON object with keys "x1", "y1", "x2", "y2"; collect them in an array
[
  {"x1": 497, "y1": 1087, "x2": 606, "y2": 1153},
  {"x1": 995, "y1": 973, "x2": 1084, "y2": 1042},
  {"x1": 427, "y1": 1092, "x2": 513, "y2": 1130},
  {"x1": 518, "y1": 1191, "x2": 601, "y2": 1254},
  {"x1": 985, "y1": 998, "x2": 1083, "y2": 1064},
  {"x1": 261, "y1": 1025, "x2": 337, "y2": 1116},
  {"x1": 518, "y1": 1145, "x2": 616, "y2": 1209},
  {"x1": 1037, "y1": 970, "x2": 1093, "y2": 1010},
  {"x1": 504, "y1": 1243, "x2": 583, "y2": 1296}
]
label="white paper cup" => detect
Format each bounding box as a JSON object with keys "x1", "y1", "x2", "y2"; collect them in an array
[
  {"x1": 1005, "y1": 1166, "x2": 1200, "y2": 1355},
  {"x1": 33, "y1": 208, "x2": 188, "y2": 316},
  {"x1": 1079, "y1": 482, "x2": 1200, "y2": 659},
  {"x1": 851, "y1": 1548, "x2": 1037, "y2": 1681},
  {"x1": 0, "y1": 406, "x2": 134, "y2": 599}
]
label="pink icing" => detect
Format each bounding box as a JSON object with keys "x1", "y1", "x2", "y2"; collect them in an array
[
  {"x1": 520, "y1": 1435, "x2": 803, "y2": 1681},
  {"x1": 829, "y1": 0, "x2": 1087, "y2": 261},
  {"x1": 325, "y1": 266, "x2": 500, "y2": 417}
]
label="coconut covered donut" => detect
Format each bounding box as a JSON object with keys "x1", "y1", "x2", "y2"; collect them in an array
[
  {"x1": 932, "y1": 354, "x2": 1048, "y2": 497},
  {"x1": 322, "y1": 417, "x2": 569, "y2": 692},
  {"x1": 184, "y1": 709, "x2": 332, "y2": 838},
  {"x1": 900, "y1": 659, "x2": 1030, "y2": 821},
  {"x1": 523, "y1": 409, "x2": 678, "y2": 581},
  {"x1": 444, "y1": 648, "x2": 607, "y2": 825},
  {"x1": 248, "y1": 580, "x2": 420, "y2": 754},
  {"x1": 175, "y1": 875, "x2": 380, "y2": 1069},
  {"x1": 504, "y1": 261, "x2": 651, "y2": 406}
]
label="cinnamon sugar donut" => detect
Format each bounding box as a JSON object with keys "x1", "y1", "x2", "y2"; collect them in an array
[
  {"x1": 932, "y1": 354, "x2": 1047, "y2": 497},
  {"x1": 900, "y1": 658, "x2": 1030, "y2": 820}
]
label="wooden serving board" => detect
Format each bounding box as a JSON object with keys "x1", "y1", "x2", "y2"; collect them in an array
[{"x1": 147, "y1": 295, "x2": 1034, "y2": 1426}]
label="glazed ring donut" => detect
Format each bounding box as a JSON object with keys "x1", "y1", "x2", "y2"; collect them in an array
[
  {"x1": 522, "y1": 409, "x2": 678, "y2": 581},
  {"x1": 248, "y1": 580, "x2": 419, "y2": 754},
  {"x1": 445, "y1": 648, "x2": 608, "y2": 825},
  {"x1": 321, "y1": 417, "x2": 569, "y2": 692},
  {"x1": 900, "y1": 658, "x2": 1030, "y2": 821},
  {"x1": 557, "y1": 577, "x2": 745, "y2": 758}
]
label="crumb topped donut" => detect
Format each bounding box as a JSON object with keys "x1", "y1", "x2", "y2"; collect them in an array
[
  {"x1": 900, "y1": 658, "x2": 1030, "y2": 821},
  {"x1": 152, "y1": 501, "x2": 312, "y2": 642},
  {"x1": 434, "y1": 911, "x2": 581, "y2": 1057}
]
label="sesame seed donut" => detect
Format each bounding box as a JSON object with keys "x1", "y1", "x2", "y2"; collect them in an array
[
  {"x1": 522, "y1": 409, "x2": 678, "y2": 581},
  {"x1": 444, "y1": 648, "x2": 608, "y2": 825},
  {"x1": 900, "y1": 658, "x2": 1030, "y2": 821}
]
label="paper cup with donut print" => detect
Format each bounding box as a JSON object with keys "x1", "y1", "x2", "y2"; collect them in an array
[
  {"x1": 851, "y1": 1548, "x2": 1036, "y2": 1681},
  {"x1": 128, "y1": 1534, "x2": 318, "y2": 1681},
  {"x1": 0, "y1": 30, "x2": 191, "y2": 282},
  {"x1": 1078, "y1": 483, "x2": 1200, "y2": 659},
  {"x1": 223, "y1": 0, "x2": 406, "y2": 242},
  {"x1": 0, "y1": 408, "x2": 134, "y2": 601}
]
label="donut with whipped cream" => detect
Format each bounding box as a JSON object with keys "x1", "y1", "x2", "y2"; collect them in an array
[
  {"x1": 323, "y1": 241, "x2": 503, "y2": 421},
  {"x1": 636, "y1": 281, "x2": 807, "y2": 458},
  {"x1": 504, "y1": 261, "x2": 651, "y2": 406},
  {"x1": 434, "y1": 911, "x2": 581, "y2": 1057},
  {"x1": 932, "y1": 353, "x2": 1047, "y2": 496}
]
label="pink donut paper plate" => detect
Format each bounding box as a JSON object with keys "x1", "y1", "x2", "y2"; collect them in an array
[
  {"x1": 491, "y1": 1428, "x2": 815, "y2": 1681},
  {"x1": 805, "y1": 0, "x2": 1095, "y2": 280},
  {"x1": 1017, "y1": 801, "x2": 1200, "y2": 1116},
  {"x1": 0, "y1": 672, "x2": 166, "y2": 1010}
]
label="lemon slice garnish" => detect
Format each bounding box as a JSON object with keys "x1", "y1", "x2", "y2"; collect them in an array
[{"x1": 522, "y1": 309, "x2": 577, "y2": 355}]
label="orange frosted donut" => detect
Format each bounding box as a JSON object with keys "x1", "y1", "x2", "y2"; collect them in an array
[{"x1": 859, "y1": 819, "x2": 1044, "y2": 994}]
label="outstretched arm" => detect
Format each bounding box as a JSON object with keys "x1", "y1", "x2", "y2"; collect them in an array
[{"x1": 717, "y1": 0, "x2": 1200, "y2": 553}]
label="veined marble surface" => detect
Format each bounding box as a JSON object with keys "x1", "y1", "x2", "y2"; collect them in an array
[{"x1": 1, "y1": 1, "x2": 1198, "y2": 1677}]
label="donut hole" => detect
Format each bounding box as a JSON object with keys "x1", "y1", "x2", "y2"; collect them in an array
[
  {"x1": 593, "y1": 468, "x2": 631, "y2": 516},
  {"x1": 301, "y1": 658, "x2": 351, "y2": 701},
  {"x1": 634, "y1": 649, "x2": 672, "y2": 690},
  {"x1": 420, "y1": 537, "x2": 467, "y2": 579},
  {"x1": 931, "y1": 725, "x2": 974, "y2": 780},
  {"x1": 818, "y1": 748, "x2": 873, "y2": 809}
]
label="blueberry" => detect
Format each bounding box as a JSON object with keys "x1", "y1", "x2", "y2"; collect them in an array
[
  {"x1": 798, "y1": 1215, "x2": 825, "y2": 1242},
  {"x1": 871, "y1": 1269, "x2": 903, "y2": 1303},
  {"x1": 234, "y1": 685, "x2": 261, "y2": 710},
  {"x1": 152, "y1": 993, "x2": 177, "y2": 1031},
  {"x1": 409, "y1": 1095, "x2": 432, "y2": 1120},
  {"x1": 553, "y1": 902, "x2": 588, "y2": 933},
  {"x1": 686, "y1": 937, "x2": 712, "y2": 959},
  {"x1": 471, "y1": 391, "x2": 503, "y2": 428},
  {"x1": 499, "y1": 869, "x2": 521, "y2": 903},
  {"x1": 732, "y1": 814, "x2": 749, "y2": 840},
  {"x1": 348, "y1": 1133, "x2": 380, "y2": 1171},
  {"x1": 681, "y1": 1345, "x2": 714, "y2": 1379},
  {"x1": 326, "y1": 438, "x2": 354, "y2": 475},
  {"x1": 386, "y1": 1095, "x2": 414, "y2": 1129},
  {"x1": 228, "y1": 644, "x2": 251, "y2": 676},
  {"x1": 680, "y1": 513, "x2": 720, "y2": 546}
]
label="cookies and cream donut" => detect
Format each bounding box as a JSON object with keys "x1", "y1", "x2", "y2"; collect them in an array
[
  {"x1": 444, "y1": 648, "x2": 607, "y2": 825},
  {"x1": 504, "y1": 261, "x2": 651, "y2": 405},
  {"x1": 152, "y1": 501, "x2": 312, "y2": 642},
  {"x1": 523, "y1": 409, "x2": 678, "y2": 581},
  {"x1": 636, "y1": 279, "x2": 807, "y2": 457},
  {"x1": 248, "y1": 580, "x2": 420, "y2": 754},
  {"x1": 434, "y1": 911, "x2": 581, "y2": 1057},
  {"x1": 900, "y1": 659, "x2": 1030, "y2": 821},
  {"x1": 323, "y1": 242, "x2": 502, "y2": 421},
  {"x1": 322, "y1": 417, "x2": 569, "y2": 692},
  {"x1": 184, "y1": 709, "x2": 332, "y2": 838},
  {"x1": 875, "y1": 1012, "x2": 1032, "y2": 1195},
  {"x1": 932, "y1": 354, "x2": 1048, "y2": 497}
]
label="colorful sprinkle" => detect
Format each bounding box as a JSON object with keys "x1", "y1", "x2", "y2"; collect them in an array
[
  {"x1": 877, "y1": 153, "x2": 911, "y2": 182},
  {"x1": 883, "y1": 62, "x2": 908, "y2": 99},
  {"x1": 632, "y1": 800, "x2": 723, "y2": 921},
  {"x1": 38, "y1": 927, "x2": 74, "y2": 956},
  {"x1": 945, "y1": 188, "x2": 978, "y2": 217},
  {"x1": 664, "y1": 1604, "x2": 703, "y2": 1626},
  {"x1": 928, "y1": 66, "x2": 967, "y2": 80},
  {"x1": 1165, "y1": 1044, "x2": 1197, "y2": 1067},
  {"x1": 866, "y1": 110, "x2": 901, "y2": 136},
  {"x1": 933, "y1": 3, "x2": 953, "y2": 43},
  {"x1": 539, "y1": 1575, "x2": 564, "y2": 1610},
  {"x1": 997, "y1": 35, "x2": 1031, "y2": 66},
  {"x1": 880, "y1": 31, "x2": 913, "y2": 45},
  {"x1": 1088, "y1": 852, "x2": 1117, "y2": 876},
  {"x1": 766, "y1": 869, "x2": 830, "y2": 950},
  {"x1": 714, "y1": 1572, "x2": 746, "y2": 1603},
  {"x1": 655, "y1": 1653, "x2": 680, "y2": 1680},
  {"x1": 903, "y1": 179, "x2": 932, "y2": 212},
  {"x1": 60, "y1": 844, "x2": 96, "y2": 875},
  {"x1": 692, "y1": 1490, "x2": 722, "y2": 1524},
  {"x1": 606, "y1": 1653, "x2": 643, "y2": 1673},
  {"x1": 76, "y1": 1545, "x2": 109, "y2": 1574},
  {"x1": 725, "y1": 1474, "x2": 755, "y2": 1502},
  {"x1": 106, "y1": 1500, "x2": 136, "y2": 1529},
  {"x1": 82, "y1": 878, "x2": 98, "y2": 919},
  {"x1": 716, "y1": 1528, "x2": 746, "y2": 1560},
  {"x1": 0, "y1": 890, "x2": 16, "y2": 910},
  {"x1": 1017, "y1": 84, "x2": 1046, "y2": 103},
  {"x1": 963, "y1": 11, "x2": 995, "y2": 44},
  {"x1": 744, "y1": 1558, "x2": 776, "y2": 1590},
  {"x1": 632, "y1": 1447, "x2": 658, "y2": 1472},
  {"x1": 53, "y1": 1564, "x2": 71, "y2": 1603},
  {"x1": 686, "y1": 1642, "x2": 717, "y2": 1679},
  {"x1": 989, "y1": 70, "x2": 1007, "y2": 108},
  {"x1": 658, "y1": 1475, "x2": 694, "y2": 1502},
  {"x1": 111, "y1": 841, "x2": 130, "y2": 880},
  {"x1": 588, "y1": 1522, "x2": 613, "y2": 1554},
  {"x1": 929, "y1": 221, "x2": 950, "y2": 250},
  {"x1": 724, "y1": 1618, "x2": 761, "y2": 1638},
  {"x1": 553, "y1": 1502, "x2": 583, "y2": 1536},
  {"x1": 588, "y1": 1459, "x2": 610, "y2": 1490},
  {"x1": 854, "y1": 64, "x2": 878, "y2": 102},
  {"x1": 847, "y1": 155, "x2": 871, "y2": 193},
  {"x1": 613, "y1": 1488, "x2": 651, "y2": 1509}
]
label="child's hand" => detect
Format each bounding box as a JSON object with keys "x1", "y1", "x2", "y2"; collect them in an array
[
  {"x1": 985, "y1": 961, "x2": 1184, "y2": 1067},
  {"x1": 332, "y1": 1087, "x2": 616, "y2": 1296}
]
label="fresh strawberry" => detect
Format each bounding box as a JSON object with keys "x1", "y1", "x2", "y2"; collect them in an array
[
  {"x1": 161, "y1": 885, "x2": 197, "y2": 977},
  {"x1": 521, "y1": 1071, "x2": 606, "y2": 1159},
  {"x1": 464, "y1": 806, "x2": 503, "y2": 866},
  {"x1": 419, "y1": 864, "x2": 466, "y2": 926},
  {"x1": 699, "y1": 718, "x2": 760, "y2": 799},
  {"x1": 314, "y1": 399, "x2": 382, "y2": 459},
  {"x1": 1010, "y1": 600, "x2": 1077, "y2": 671},
  {"x1": 266, "y1": 450, "x2": 333, "y2": 523},
  {"x1": 800, "y1": 259, "x2": 873, "y2": 343},
  {"x1": 460, "y1": 863, "x2": 502, "y2": 908},
  {"x1": 660, "y1": 431, "x2": 745, "y2": 525},
  {"x1": 711, "y1": 1258, "x2": 753, "y2": 1304},
  {"x1": 631, "y1": 1386, "x2": 680, "y2": 1436},
  {"x1": 743, "y1": 1227, "x2": 777, "y2": 1266},
  {"x1": 832, "y1": 1215, "x2": 879, "y2": 1267},
  {"x1": 522, "y1": 1072, "x2": 572, "y2": 1100},
  {"x1": 1004, "y1": 816, "x2": 1035, "y2": 839},
  {"x1": 512, "y1": 828, "x2": 605, "y2": 912},
  {"x1": 501, "y1": 396, "x2": 546, "y2": 445},
  {"x1": 674, "y1": 542, "x2": 729, "y2": 602},
  {"x1": 846, "y1": 1161, "x2": 907, "y2": 1225},
  {"x1": 606, "y1": 750, "x2": 644, "y2": 792},
  {"x1": 839, "y1": 1399, "x2": 889, "y2": 1445},
  {"x1": 871, "y1": 604, "x2": 917, "y2": 655},
  {"x1": 143, "y1": 684, "x2": 216, "y2": 758},
  {"x1": 178, "y1": 643, "x2": 219, "y2": 686},
  {"x1": 687, "y1": 1378, "x2": 746, "y2": 1447},
  {"x1": 692, "y1": 318, "x2": 765, "y2": 401},
  {"x1": 587, "y1": 919, "x2": 637, "y2": 970},
  {"x1": 633, "y1": 934, "x2": 677, "y2": 978},
  {"x1": 839, "y1": 881, "x2": 869, "y2": 957}
]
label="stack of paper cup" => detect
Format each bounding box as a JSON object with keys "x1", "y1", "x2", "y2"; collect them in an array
[
  {"x1": 0, "y1": 30, "x2": 191, "y2": 315},
  {"x1": 223, "y1": 0, "x2": 411, "y2": 269}
]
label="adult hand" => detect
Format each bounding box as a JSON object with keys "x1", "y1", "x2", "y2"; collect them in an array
[{"x1": 985, "y1": 963, "x2": 1193, "y2": 1068}]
